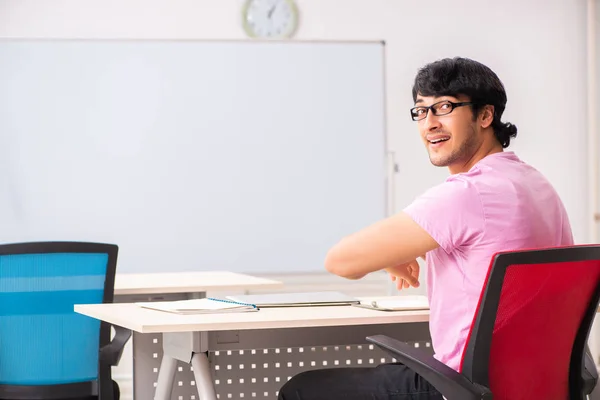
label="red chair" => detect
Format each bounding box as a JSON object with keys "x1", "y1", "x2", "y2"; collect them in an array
[{"x1": 368, "y1": 245, "x2": 600, "y2": 400}]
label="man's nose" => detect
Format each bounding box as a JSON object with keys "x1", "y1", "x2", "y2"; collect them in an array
[{"x1": 422, "y1": 111, "x2": 441, "y2": 131}]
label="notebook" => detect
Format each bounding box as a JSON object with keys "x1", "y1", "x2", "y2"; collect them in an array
[
  {"x1": 354, "y1": 295, "x2": 429, "y2": 311},
  {"x1": 136, "y1": 297, "x2": 258, "y2": 315},
  {"x1": 226, "y1": 291, "x2": 359, "y2": 307}
]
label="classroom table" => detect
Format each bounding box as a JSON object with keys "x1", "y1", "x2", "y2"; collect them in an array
[
  {"x1": 76, "y1": 302, "x2": 431, "y2": 400},
  {"x1": 112, "y1": 271, "x2": 284, "y2": 398},
  {"x1": 114, "y1": 271, "x2": 284, "y2": 298}
]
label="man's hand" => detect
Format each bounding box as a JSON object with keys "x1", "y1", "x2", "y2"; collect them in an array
[{"x1": 385, "y1": 259, "x2": 420, "y2": 290}]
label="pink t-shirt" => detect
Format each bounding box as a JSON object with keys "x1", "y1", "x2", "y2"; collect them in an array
[{"x1": 404, "y1": 151, "x2": 573, "y2": 371}]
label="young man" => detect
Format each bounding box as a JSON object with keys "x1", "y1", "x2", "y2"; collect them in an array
[{"x1": 277, "y1": 57, "x2": 573, "y2": 399}]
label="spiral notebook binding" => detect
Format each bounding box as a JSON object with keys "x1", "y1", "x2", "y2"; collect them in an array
[{"x1": 207, "y1": 297, "x2": 258, "y2": 309}]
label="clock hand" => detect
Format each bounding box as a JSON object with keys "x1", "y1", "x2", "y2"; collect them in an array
[{"x1": 267, "y1": 4, "x2": 276, "y2": 18}]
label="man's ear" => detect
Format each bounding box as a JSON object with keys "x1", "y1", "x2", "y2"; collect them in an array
[{"x1": 480, "y1": 105, "x2": 494, "y2": 129}]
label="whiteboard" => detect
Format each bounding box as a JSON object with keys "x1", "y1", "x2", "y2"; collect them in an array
[{"x1": 0, "y1": 40, "x2": 387, "y2": 273}]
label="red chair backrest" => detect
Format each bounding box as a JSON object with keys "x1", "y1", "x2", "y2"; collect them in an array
[{"x1": 460, "y1": 247, "x2": 600, "y2": 400}]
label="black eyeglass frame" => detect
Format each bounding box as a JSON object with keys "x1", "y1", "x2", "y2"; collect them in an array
[{"x1": 410, "y1": 100, "x2": 475, "y2": 121}]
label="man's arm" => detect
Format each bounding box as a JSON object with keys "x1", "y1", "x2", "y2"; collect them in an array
[{"x1": 324, "y1": 212, "x2": 439, "y2": 279}]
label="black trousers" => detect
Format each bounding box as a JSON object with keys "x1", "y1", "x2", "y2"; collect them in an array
[{"x1": 277, "y1": 363, "x2": 443, "y2": 400}]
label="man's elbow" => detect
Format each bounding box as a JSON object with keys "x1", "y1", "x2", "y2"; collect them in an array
[{"x1": 324, "y1": 248, "x2": 365, "y2": 280}]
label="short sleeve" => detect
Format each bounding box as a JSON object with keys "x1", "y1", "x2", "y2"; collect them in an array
[{"x1": 403, "y1": 177, "x2": 485, "y2": 254}]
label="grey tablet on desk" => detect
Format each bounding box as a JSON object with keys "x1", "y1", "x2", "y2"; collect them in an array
[{"x1": 226, "y1": 291, "x2": 359, "y2": 307}]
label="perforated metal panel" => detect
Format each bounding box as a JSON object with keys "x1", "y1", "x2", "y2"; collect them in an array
[
  {"x1": 210, "y1": 342, "x2": 432, "y2": 399},
  {"x1": 132, "y1": 325, "x2": 432, "y2": 400}
]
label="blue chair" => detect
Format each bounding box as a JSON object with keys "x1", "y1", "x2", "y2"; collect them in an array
[{"x1": 0, "y1": 242, "x2": 131, "y2": 400}]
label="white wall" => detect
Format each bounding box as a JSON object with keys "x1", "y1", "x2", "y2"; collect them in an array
[
  {"x1": 0, "y1": 0, "x2": 590, "y2": 244},
  {"x1": 594, "y1": 0, "x2": 600, "y2": 241}
]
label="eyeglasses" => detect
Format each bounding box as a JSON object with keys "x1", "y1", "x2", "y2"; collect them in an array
[{"x1": 410, "y1": 100, "x2": 474, "y2": 121}]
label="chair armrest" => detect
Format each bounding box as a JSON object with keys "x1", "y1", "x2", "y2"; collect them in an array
[
  {"x1": 100, "y1": 325, "x2": 132, "y2": 367},
  {"x1": 366, "y1": 335, "x2": 492, "y2": 400},
  {"x1": 583, "y1": 345, "x2": 598, "y2": 395}
]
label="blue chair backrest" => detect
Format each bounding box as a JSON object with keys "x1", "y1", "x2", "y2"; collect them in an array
[{"x1": 0, "y1": 252, "x2": 109, "y2": 385}]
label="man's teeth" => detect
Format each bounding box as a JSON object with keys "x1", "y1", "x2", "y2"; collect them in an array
[{"x1": 430, "y1": 138, "x2": 450, "y2": 144}]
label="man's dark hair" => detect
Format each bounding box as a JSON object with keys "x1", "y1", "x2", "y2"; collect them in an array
[{"x1": 412, "y1": 57, "x2": 517, "y2": 148}]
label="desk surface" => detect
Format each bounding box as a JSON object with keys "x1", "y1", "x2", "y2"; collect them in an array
[
  {"x1": 114, "y1": 271, "x2": 284, "y2": 295},
  {"x1": 75, "y1": 303, "x2": 430, "y2": 334}
]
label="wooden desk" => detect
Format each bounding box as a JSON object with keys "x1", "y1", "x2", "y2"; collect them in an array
[
  {"x1": 111, "y1": 271, "x2": 283, "y2": 399},
  {"x1": 114, "y1": 271, "x2": 284, "y2": 297},
  {"x1": 76, "y1": 303, "x2": 431, "y2": 400}
]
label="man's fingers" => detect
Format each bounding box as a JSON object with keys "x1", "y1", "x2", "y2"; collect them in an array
[
  {"x1": 407, "y1": 277, "x2": 420, "y2": 288},
  {"x1": 403, "y1": 271, "x2": 420, "y2": 287},
  {"x1": 395, "y1": 277, "x2": 420, "y2": 289}
]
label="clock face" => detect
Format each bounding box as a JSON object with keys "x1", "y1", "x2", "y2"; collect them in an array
[{"x1": 242, "y1": 0, "x2": 299, "y2": 39}]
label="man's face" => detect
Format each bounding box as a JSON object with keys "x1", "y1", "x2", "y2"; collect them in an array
[{"x1": 412, "y1": 94, "x2": 481, "y2": 168}]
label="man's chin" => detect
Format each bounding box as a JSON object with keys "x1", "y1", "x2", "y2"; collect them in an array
[{"x1": 428, "y1": 155, "x2": 450, "y2": 167}]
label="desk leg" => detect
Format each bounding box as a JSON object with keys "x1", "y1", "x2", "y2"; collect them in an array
[
  {"x1": 154, "y1": 355, "x2": 177, "y2": 400},
  {"x1": 191, "y1": 352, "x2": 217, "y2": 400},
  {"x1": 115, "y1": 292, "x2": 206, "y2": 400}
]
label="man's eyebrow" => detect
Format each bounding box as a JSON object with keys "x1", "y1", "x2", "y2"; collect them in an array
[{"x1": 414, "y1": 99, "x2": 424, "y2": 105}]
